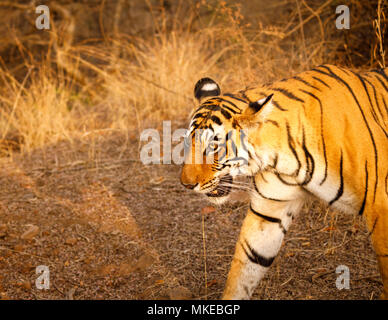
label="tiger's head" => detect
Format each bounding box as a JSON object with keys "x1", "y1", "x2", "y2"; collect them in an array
[{"x1": 180, "y1": 78, "x2": 274, "y2": 204}]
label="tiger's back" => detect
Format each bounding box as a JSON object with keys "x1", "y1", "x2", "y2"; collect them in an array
[{"x1": 241, "y1": 65, "x2": 387, "y2": 216}]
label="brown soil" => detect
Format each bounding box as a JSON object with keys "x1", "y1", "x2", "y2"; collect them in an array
[{"x1": 0, "y1": 133, "x2": 382, "y2": 300}]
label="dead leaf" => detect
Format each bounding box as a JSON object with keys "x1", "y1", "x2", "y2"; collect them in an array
[
  {"x1": 201, "y1": 206, "x2": 216, "y2": 215},
  {"x1": 65, "y1": 238, "x2": 77, "y2": 245},
  {"x1": 13, "y1": 244, "x2": 25, "y2": 252},
  {"x1": 0, "y1": 224, "x2": 7, "y2": 238},
  {"x1": 285, "y1": 252, "x2": 295, "y2": 257},
  {"x1": 96, "y1": 264, "x2": 116, "y2": 276},
  {"x1": 322, "y1": 226, "x2": 336, "y2": 232},
  {"x1": 21, "y1": 225, "x2": 39, "y2": 240},
  {"x1": 207, "y1": 279, "x2": 217, "y2": 287}
]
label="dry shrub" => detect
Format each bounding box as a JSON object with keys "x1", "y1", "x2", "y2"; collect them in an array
[
  {"x1": 102, "y1": 30, "x2": 226, "y2": 131},
  {"x1": 0, "y1": 64, "x2": 80, "y2": 154}
]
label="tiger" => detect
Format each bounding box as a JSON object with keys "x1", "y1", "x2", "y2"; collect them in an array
[{"x1": 180, "y1": 64, "x2": 388, "y2": 299}]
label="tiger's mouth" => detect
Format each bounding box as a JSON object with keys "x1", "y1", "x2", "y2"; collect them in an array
[{"x1": 205, "y1": 174, "x2": 233, "y2": 198}]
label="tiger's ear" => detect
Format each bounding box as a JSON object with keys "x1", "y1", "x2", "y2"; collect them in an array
[
  {"x1": 236, "y1": 94, "x2": 274, "y2": 128},
  {"x1": 194, "y1": 78, "x2": 221, "y2": 103}
]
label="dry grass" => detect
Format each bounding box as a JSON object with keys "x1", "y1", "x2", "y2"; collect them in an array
[
  {"x1": 0, "y1": 0, "x2": 385, "y2": 155},
  {"x1": 0, "y1": 64, "x2": 80, "y2": 154}
]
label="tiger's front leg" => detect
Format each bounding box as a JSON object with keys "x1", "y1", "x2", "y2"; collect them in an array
[{"x1": 222, "y1": 189, "x2": 304, "y2": 299}]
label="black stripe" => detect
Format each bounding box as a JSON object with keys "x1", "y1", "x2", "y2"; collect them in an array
[
  {"x1": 335, "y1": 65, "x2": 351, "y2": 75},
  {"x1": 273, "y1": 153, "x2": 279, "y2": 169},
  {"x1": 369, "y1": 217, "x2": 378, "y2": 236},
  {"x1": 272, "y1": 100, "x2": 288, "y2": 111},
  {"x1": 217, "y1": 97, "x2": 242, "y2": 112},
  {"x1": 202, "y1": 99, "x2": 219, "y2": 106},
  {"x1": 318, "y1": 65, "x2": 379, "y2": 205},
  {"x1": 364, "y1": 77, "x2": 384, "y2": 117},
  {"x1": 301, "y1": 126, "x2": 315, "y2": 185},
  {"x1": 373, "y1": 72, "x2": 388, "y2": 93},
  {"x1": 223, "y1": 93, "x2": 249, "y2": 104},
  {"x1": 250, "y1": 204, "x2": 288, "y2": 234},
  {"x1": 264, "y1": 120, "x2": 279, "y2": 127},
  {"x1": 329, "y1": 151, "x2": 344, "y2": 206},
  {"x1": 225, "y1": 130, "x2": 233, "y2": 143},
  {"x1": 210, "y1": 115, "x2": 222, "y2": 125},
  {"x1": 381, "y1": 95, "x2": 388, "y2": 116},
  {"x1": 239, "y1": 91, "x2": 250, "y2": 101},
  {"x1": 275, "y1": 173, "x2": 302, "y2": 187},
  {"x1": 312, "y1": 76, "x2": 331, "y2": 88},
  {"x1": 193, "y1": 98, "x2": 219, "y2": 113},
  {"x1": 250, "y1": 204, "x2": 281, "y2": 223},
  {"x1": 194, "y1": 97, "x2": 241, "y2": 115},
  {"x1": 221, "y1": 103, "x2": 239, "y2": 115},
  {"x1": 299, "y1": 89, "x2": 328, "y2": 185},
  {"x1": 385, "y1": 172, "x2": 388, "y2": 196},
  {"x1": 242, "y1": 240, "x2": 275, "y2": 267},
  {"x1": 363, "y1": 78, "x2": 388, "y2": 138},
  {"x1": 286, "y1": 122, "x2": 301, "y2": 177},
  {"x1": 293, "y1": 76, "x2": 322, "y2": 91},
  {"x1": 359, "y1": 161, "x2": 369, "y2": 215},
  {"x1": 252, "y1": 178, "x2": 289, "y2": 202},
  {"x1": 220, "y1": 108, "x2": 232, "y2": 119},
  {"x1": 372, "y1": 69, "x2": 388, "y2": 82},
  {"x1": 259, "y1": 171, "x2": 268, "y2": 183},
  {"x1": 271, "y1": 87, "x2": 305, "y2": 103},
  {"x1": 190, "y1": 121, "x2": 200, "y2": 131},
  {"x1": 197, "y1": 105, "x2": 221, "y2": 114},
  {"x1": 192, "y1": 112, "x2": 207, "y2": 120},
  {"x1": 356, "y1": 75, "x2": 381, "y2": 132}
]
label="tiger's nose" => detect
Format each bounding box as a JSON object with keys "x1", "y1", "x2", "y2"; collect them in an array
[
  {"x1": 181, "y1": 182, "x2": 197, "y2": 190},
  {"x1": 180, "y1": 165, "x2": 199, "y2": 189}
]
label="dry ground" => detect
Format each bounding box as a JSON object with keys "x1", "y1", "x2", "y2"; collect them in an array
[{"x1": 0, "y1": 132, "x2": 382, "y2": 300}]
